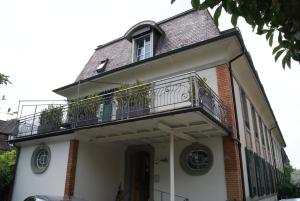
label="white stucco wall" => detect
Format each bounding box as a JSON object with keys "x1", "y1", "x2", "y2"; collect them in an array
[
  {"x1": 73, "y1": 136, "x2": 226, "y2": 201},
  {"x1": 12, "y1": 141, "x2": 70, "y2": 201},
  {"x1": 153, "y1": 137, "x2": 227, "y2": 201},
  {"x1": 73, "y1": 141, "x2": 125, "y2": 201}
]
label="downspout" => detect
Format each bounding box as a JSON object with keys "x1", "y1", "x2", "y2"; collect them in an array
[{"x1": 228, "y1": 49, "x2": 246, "y2": 201}]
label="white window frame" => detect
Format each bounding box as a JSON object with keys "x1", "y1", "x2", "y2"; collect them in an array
[{"x1": 132, "y1": 32, "x2": 154, "y2": 62}]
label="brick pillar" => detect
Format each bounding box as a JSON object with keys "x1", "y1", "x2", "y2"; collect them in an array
[
  {"x1": 64, "y1": 140, "x2": 79, "y2": 197},
  {"x1": 216, "y1": 64, "x2": 243, "y2": 201}
]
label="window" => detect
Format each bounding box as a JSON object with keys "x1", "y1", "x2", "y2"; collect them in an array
[
  {"x1": 251, "y1": 106, "x2": 259, "y2": 138},
  {"x1": 241, "y1": 89, "x2": 250, "y2": 128},
  {"x1": 258, "y1": 117, "x2": 265, "y2": 146},
  {"x1": 264, "y1": 124, "x2": 269, "y2": 150},
  {"x1": 96, "y1": 59, "x2": 108, "y2": 73},
  {"x1": 31, "y1": 144, "x2": 51, "y2": 174},
  {"x1": 135, "y1": 34, "x2": 152, "y2": 61}
]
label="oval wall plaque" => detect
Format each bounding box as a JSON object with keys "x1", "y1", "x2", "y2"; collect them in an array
[
  {"x1": 31, "y1": 144, "x2": 51, "y2": 174},
  {"x1": 180, "y1": 143, "x2": 213, "y2": 175}
]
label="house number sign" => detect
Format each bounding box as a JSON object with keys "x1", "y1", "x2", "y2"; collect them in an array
[
  {"x1": 31, "y1": 144, "x2": 51, "y2": 174},
  {"x1": 180, "y1": 143, "x2": 213, "y2": 175}
]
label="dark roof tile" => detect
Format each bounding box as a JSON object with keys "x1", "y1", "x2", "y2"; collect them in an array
[{"x1": 76, "y1": 9, "x2": 219, "y2": 81}]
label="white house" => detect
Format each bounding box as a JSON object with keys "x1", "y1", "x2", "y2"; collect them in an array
[{"x1": 10, "y1": 9, "x2": 286, "y2": 201}]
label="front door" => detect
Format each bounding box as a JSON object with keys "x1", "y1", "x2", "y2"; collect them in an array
[
  {"x1": 132, "y1": 151, "x2": 150, "y2": 201},
  {"x1": 125, "y1": 145, "x2": 154, "y2": 201}
]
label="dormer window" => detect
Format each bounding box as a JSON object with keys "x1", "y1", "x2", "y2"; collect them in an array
[
  {"x1": 135, "y1": 34, "x2": 151, "y2": 61},
  {"x1": 124, "y1": 20, "x2": 164, "y2": 62},
  {"x1": 96, "y1": 59, "x2": 108, "y2": 73}
]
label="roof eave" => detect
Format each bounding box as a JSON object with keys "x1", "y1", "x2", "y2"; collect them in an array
[{"x1": 233, "y1": 33, "x2": 286, "y2": 147}]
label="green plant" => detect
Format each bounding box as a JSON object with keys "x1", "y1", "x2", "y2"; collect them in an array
[
  {"x1": 130, "y1": 80, "x2": 150, "y2": 105},
  {"x1": 68, "y1": 92, "x2": 102, "y2": 121},
  {"x1": 278, "y1": 165, "x2": 300, "y2": 199},
  {"x1": 115, "y1": 83, "x2": 130, "y2": 107},
  {"x1": 115, "y1": 80, "x2": 150, "y2": 107},
  {"x1": 192, "y1": 77, "x2": 212, "y2": 98},
  {"x1": 39, "y1": 106, "x2": 63, "y2": 126},
  {"x1": 0, "y1": 150, "x2": 16, "y2": 196},
  {"x1": 82, "y1": 92, "x2": 102, "y2": 116}
]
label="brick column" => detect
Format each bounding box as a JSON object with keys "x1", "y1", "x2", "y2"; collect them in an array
[
  {"x1": 64, "y1": 140, "x2": 79, "y2": 197},
  {"x1": 216, "y1": 64, "x2": 243, "y2": 201}
]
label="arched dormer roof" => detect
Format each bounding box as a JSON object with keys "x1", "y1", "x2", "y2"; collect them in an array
[{"x1": 124, "y1": 20, "x2": 164, "y2": 41}]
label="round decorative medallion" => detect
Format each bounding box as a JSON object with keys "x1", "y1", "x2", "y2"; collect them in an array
[
  {"x1": 180, "y1": 143, "x2": 213, "y2": 175},
  {"x1": 31, "y1": 144, "x2": 51, "y2": 174}
]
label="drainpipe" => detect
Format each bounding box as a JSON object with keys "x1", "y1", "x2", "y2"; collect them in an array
[{"x1": 228, "y1": 49, "x2": 246, "y2": 201}]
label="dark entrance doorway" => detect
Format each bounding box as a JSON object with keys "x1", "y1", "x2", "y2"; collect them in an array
[{"x1": 125, "y1": 145, "x2": 154, "y2": 201}]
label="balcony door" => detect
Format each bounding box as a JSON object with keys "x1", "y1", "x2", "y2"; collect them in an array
[
  {"x1": 125, "y1": 145, "x2": 154, "y2": 201},
  {"x1": 101, "y1": 94, "x2": 113, "y2": 122}
]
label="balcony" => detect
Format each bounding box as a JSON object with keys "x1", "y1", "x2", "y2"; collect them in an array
[{"x1": 13, "y1": 72, "x2": 230, "y2": 140}]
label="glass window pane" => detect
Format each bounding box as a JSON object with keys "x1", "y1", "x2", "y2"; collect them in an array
[
  {"x1": 135, "y1": 35, "x2": 151, "y2": 61},
  {"x1": 145, "y1": 35, "x2": 150, "y2": 42},
  {"x1": 137, "y1": 39, "x2": 144, "y2": 48}
]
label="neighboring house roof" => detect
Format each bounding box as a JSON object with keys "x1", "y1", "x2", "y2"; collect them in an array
[
  {"x1": 0, "y1": 119, "x2": 18, "y2": 136},
  {"x1": 74, "y1": 9, "x2": 220, "y2": 82},
  {"x1": 0, "y1": 120, "x2": 10, "y2": 151}
]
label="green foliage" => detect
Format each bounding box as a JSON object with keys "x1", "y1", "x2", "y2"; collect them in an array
[
  {"x1": 0, "y1": 150, "x2": 16, "y2": 194},
  {"x1": 115, "y1": 80, "x2": 150, "y2": 107},
  {"x1": 283, "y1": 164, "x2": 295, "y2": 183},
  {"x1": 68, "y1": 92, "x2": 102, "y2": 120},
  {"x1": 278, "y1": 165, "x2": 300, "y2": 198},
  {"x1": 0, "y1": 73, "x2": 11, "y2": 85},
  {"x1": 192, "y1": 77, "x2": 213, "y2": 99},
  {"x1": 278, "y1": 181, "x2": 300, "y2": 198},
  {"x1": 39, "y1": 106, "x2": 63, "y2": 126},
  {"x1": 115, "y1": 83, "x2": 130, "y2": 107},
  {"x1": 171, "y1": 0, "x2": 300, "y2": 68}
]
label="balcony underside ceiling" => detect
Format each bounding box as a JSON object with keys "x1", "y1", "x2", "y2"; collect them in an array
[{"x1": 74, "y1": 110, "x2": 229, "y2": 145}]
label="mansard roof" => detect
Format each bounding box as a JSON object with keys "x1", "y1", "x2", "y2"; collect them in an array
[{"x1": 75, "y1": 9, "x2": 220, "y2": 82}]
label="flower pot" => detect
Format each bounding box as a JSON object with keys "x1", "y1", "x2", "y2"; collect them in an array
[{"x1": 37, "y1": 123, "x2": 60, "y2": 134}]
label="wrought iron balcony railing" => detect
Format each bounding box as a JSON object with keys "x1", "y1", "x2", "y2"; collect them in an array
[{"x1": 14, "y1": 72, "x2": 229, "y2": 138}]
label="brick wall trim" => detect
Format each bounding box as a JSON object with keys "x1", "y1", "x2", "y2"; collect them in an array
[
  {"x1": 216, "y1": 64, "x2": 244, "y2": 201},
  {"x1": 64, "y1": 140, "x2": 79, "y2": 197}
]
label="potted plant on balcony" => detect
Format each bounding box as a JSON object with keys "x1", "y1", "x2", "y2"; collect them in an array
[
  {"x1": 37, "y1": 106, "x2": 63, "y2": 134},
  {"x1": 67, "y1": 92, "x2": 102, "y2": 127},
  {"x1": 191, "y1": 77, "x2": 214, "y2": 111},
  {"x1": 115, "y1": 83, "x2": 130, "y2": 119},
  {"x1": 116, "y1": 80, "x2": 150, "y2": 119}
]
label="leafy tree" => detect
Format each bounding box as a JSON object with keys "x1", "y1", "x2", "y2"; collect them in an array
[
  {"x1": 283, "y1": 164, "x2": 295, "y2": 183},
  {"x1": 0, "y1": 73, "x2": 11, "y2": 86},
  {"x1": 171, "y1": 0, "x2": 300, "y2": 68},
  {"x1": 0, "y1": 73, "x2": 16, "y2": 116},
  {"x1": 278, "y1": 165, "x2": 300, "y2": 199},
  {"x1": 0, "y1": 150, "x2": 16, "y2": 197}
]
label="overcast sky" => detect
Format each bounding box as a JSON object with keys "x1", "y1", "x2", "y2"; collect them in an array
[{"x1": 0, "y1": 0, "x2": 299, "y2": 168}]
